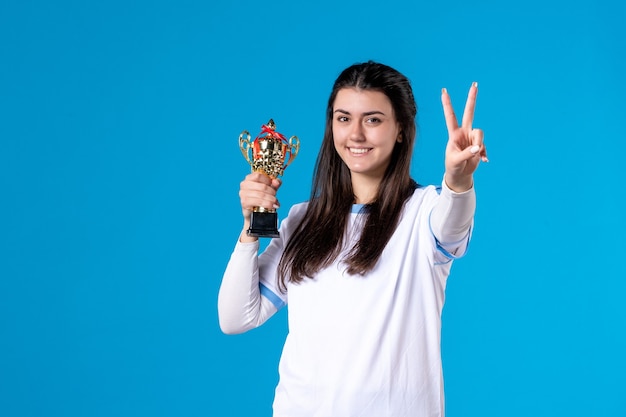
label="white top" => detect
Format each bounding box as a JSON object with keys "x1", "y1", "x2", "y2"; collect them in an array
[{"x1": 218, "y1": 182, "x2": 475, "y2": 417}]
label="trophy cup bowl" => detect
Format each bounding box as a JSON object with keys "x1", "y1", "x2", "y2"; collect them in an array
[{"x1": 239, "y1": 119, "x2": 299, "y2": 238}]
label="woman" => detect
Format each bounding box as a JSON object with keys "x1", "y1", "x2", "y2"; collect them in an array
[{"x1": 218, "y1": 61, "x2": 487, "y2": 417}]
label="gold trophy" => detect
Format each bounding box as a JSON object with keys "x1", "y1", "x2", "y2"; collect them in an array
[{"x1": 239, "y1": 119, "x2": 299, "y2": 238}]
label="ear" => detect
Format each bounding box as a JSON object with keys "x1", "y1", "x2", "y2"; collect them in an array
[{"x1": 396, "y1": 123, "x2": 403, "y2": 142}]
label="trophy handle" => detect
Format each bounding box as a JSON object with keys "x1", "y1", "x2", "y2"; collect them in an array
[
  {"x1": 283, "y1": 135, "x2": 300, "y2": 169},
  {"x1": 239, "y1": 130, "x2": 252, "y2": 166}
]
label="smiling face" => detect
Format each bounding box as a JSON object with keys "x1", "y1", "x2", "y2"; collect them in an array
[{"x1": 332, "y1": 88, "x2": 401, "y2": 184}]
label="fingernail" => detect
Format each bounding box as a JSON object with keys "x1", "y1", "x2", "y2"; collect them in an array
[
  {"x1": 442, "y1": 88, "x2": 447, "y2": 94},
  {"x1": 470, "y1": 145, "x2": 480, "y2": 154},
  {"x1": 472, "y1": 82, "x2": 478, "y2": 88},
  {"x1": 273, "y1": 203, "x2": 280, "y2": 209}
]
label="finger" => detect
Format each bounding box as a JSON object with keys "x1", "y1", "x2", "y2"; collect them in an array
[
  {"x1": 441, "y1": 88, "x2": 458, "y2": 134},
  {"x1": 247, "y1": 171, "x2": 273, "y2": 185},
  {"x1": 480, "y1": 144, "x2": 489, "y2": 162},
  {"x1": 240, "y1": 175, "x2": 279, "y2": 210},
  {"x1": 240, "y1": 188, "x2": 279, "y2": 211},
  {"x1": 471, "y1": 128, "x2": 484, "y2": 147},
  {"x1": 271, "y1": 178, "x2": 282, "y2": 190},
  {"x1": 465, "y1": 129, "x2": 483, "y2": 159},
  {"x1": 470, "y1": 128, "x2": 489, "y2": 162},
  {"x1": 461, "y1": 82, "x2": 478, "y2": 130}
]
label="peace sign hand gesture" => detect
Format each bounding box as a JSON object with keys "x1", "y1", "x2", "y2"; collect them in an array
[{"x1": 441, "y1": 82, "x2": 488, "y2": 192}]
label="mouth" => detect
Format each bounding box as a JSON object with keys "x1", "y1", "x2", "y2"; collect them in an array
[{"x1": 348, "y1": 147, "x2": 372, "y2": 155}]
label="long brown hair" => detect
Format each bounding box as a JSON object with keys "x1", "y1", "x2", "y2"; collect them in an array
[{"x1": 277, "y1": 61, "x2": 418, "y2": 290}]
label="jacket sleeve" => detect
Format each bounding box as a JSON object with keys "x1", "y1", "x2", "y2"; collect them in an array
[
  {"x1": 429, "y1": 179, "x2": 476, "y2": 259},
  {"x1": 217, "y1": 239, "x2": 279, "y2": 334}
]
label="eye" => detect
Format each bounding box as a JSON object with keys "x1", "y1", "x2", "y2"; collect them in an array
[
  {"x1": 336, "y1": 116, "x2": 349, "y2": 122},
  {"x1": 366, "y1": 117, "x2": 381, "y2": 124}
]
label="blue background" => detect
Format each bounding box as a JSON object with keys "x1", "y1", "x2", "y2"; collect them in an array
[{"x1": 1, "y1": 0, "x2": 625, "y2": 416}]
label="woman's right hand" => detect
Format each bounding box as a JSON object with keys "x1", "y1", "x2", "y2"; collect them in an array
[{"x1": 239, "y1": 172, "x2": 282, "y2": 223}]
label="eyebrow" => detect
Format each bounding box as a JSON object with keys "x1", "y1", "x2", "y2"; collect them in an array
[{"x1": 333, "y1": 109, "x2": 386, "y2": 116}]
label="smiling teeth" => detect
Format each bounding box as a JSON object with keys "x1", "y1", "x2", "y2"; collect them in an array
[{"x1": 350, "y1": 148, "x2": 370, "y2": 154}]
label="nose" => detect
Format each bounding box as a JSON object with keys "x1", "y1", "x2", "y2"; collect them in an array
[{"x1": 348, "y1": 121, "x2": 365, "y2": 141}]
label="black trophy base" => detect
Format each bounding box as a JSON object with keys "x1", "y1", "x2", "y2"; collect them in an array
[{"x1": 247, "y1": 211, "x2": 280, "y2": 238}]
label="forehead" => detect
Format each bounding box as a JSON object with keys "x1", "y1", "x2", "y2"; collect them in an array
[{"x1": 333, "y1": 88, "x2": 393, "y2": 112}]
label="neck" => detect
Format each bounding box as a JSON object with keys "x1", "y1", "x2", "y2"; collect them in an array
[{"x1": 351, "y1": 174, "x2": 381, "y2": 204}]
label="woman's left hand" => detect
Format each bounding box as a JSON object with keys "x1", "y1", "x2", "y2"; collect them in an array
[{"x1": 441, "y1": 82, "x2": 488, "y2": 192}]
